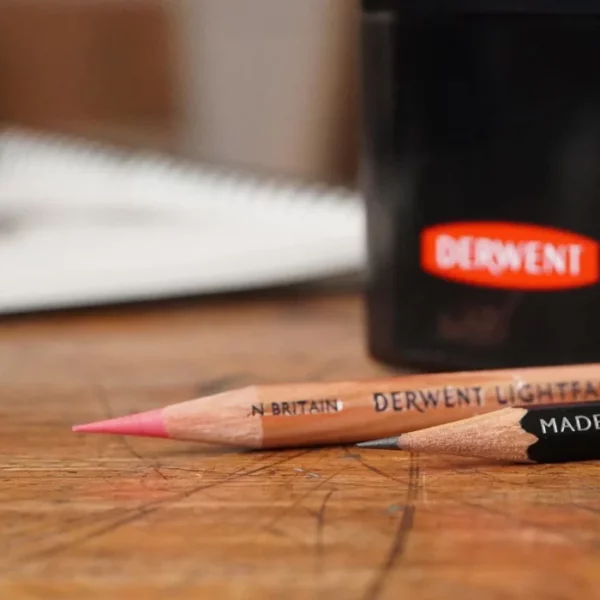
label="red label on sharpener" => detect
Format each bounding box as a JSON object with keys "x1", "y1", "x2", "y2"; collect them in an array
[{"x1": 420, "y1": 221, "x2": 599, "y2": 290}]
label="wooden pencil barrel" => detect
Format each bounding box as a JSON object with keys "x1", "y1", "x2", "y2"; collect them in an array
[{"x1": 250, "y1": 363, "x2": 600, "y2": 447}]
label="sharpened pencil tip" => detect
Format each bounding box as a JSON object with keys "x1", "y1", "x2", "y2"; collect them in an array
[
  {"x1": 356, "y1": 436, "x2": 401, "y2": 450},
  {"x1": 71, "y1": 408, "x2": 169, "y2": 438}
]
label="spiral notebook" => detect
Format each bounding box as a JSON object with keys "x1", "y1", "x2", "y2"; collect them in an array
[{"x1": 0, "y1": 128, "x2": 365, "y2": 314}]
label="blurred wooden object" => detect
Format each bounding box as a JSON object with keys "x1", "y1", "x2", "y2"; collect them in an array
[
  {"x1": 0, "y1": 0, "x2": 359, "y2": 184},
  {"x1": 1, "y1": 290, "x2": 600, "y2": 599},
  {"x1": 0, "y1": 0, "x2": 177, "y2": 152}
]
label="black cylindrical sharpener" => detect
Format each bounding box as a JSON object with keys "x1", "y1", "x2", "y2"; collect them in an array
[{"x1": 361, "y1": 0, "x2": 600, "y2": 370}]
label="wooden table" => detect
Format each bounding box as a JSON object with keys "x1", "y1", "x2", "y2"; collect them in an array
[{"x1": 2, "y1": 289, "x2": 600, "y2": 599}]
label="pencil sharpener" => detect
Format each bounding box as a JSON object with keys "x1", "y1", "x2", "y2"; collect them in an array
[{"x1": 361, "y1": 0, "x2": 600, "y2": 371}]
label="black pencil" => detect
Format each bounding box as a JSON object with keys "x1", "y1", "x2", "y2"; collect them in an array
[{"x1": 357, "y1": 401, "x2": 600, "y2": 464}]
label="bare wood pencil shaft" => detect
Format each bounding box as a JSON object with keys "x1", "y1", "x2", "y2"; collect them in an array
[
  {"x1": 396, "y1": 408, "x2": 536, "y2": 462},
  {"x1": 136, "y1": 362, "x2": 600, "y2": 447}
]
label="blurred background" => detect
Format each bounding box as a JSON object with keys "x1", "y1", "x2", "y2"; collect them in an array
[
  {"x1": 0, "y1": 0, "x2": 359, "y2": 185},
  {"x1": 0, "y1": 0, "x2": 365, "y2": 314}
]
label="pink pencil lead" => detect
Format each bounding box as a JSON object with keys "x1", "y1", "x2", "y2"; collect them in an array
[{"x1": 72, "y1": 408, "x2": 169, "y2": 439}]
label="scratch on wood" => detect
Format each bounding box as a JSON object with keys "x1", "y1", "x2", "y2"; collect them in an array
[
  {"x1": 164, "y1": 449, "x2": 317, "y2": 506},
  {"x1": 159, "y1": 465, "x2": 225, "y2": 477},
  {"x1": 10, "y1": 506, "x2": 159, "y2": 569},
  {"x1": 8, "y1": 506, "x2": 125, "y2": 548},
  {"x1": 361, "y1": 453, "x2": 420, "y2": 600},
  {"x1": 315, "y1": 489, "x2": 335, "y2": 595},
  {"x1": 343, "y1": 447, "x2": 409, "y2": 487},
  {"x1": 6, "y1": 449, "x2": 317, "y2": 575},
  {"x1": 260, "y1": 469, "x2": 343, "y2": 534}
]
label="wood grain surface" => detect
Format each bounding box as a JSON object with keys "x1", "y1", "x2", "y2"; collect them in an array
[{"x1": 1, "y1": 289, "x2": 600, "y2": 600}]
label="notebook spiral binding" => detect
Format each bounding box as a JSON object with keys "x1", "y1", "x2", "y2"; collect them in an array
[{"x1": 0, "y1": 127, "x2": 363, "y2": 227}]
